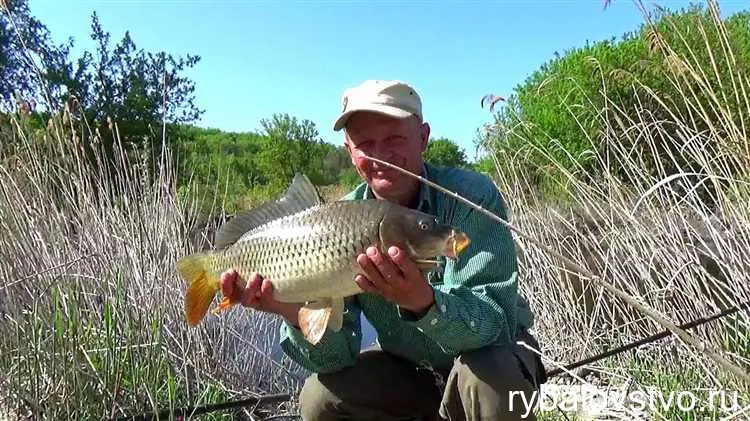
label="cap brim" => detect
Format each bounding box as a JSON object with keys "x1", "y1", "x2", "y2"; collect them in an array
[{"x1": 333, "y1": 103, "x2": 414, "y2": 131}]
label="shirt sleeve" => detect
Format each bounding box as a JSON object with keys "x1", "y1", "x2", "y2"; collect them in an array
[
  {"x1": 397, "y1": 181, "x2": 520, "y2": 355},
  {"x1": 279, "y1": 296, "x2": 363, "y2": 373}
]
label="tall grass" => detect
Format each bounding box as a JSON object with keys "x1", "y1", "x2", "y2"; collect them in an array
[
  {"x1": 481, "y1": 0, "x2": 750, "y2": 418},
  {"x1": 2, "y1": 1, "x2": 749, "y2": 420},
  {"x1": 0, "y1": 111, "x2": 306, "y2": 419}
]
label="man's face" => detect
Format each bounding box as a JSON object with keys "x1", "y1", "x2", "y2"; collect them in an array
[{"x1": 344, "y1": 112, "x2": 430, "y2": 199}]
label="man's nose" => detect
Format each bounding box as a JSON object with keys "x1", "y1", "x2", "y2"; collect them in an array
[{"x1": 372, "y1": 143, "x2": 395, "y2": 161}]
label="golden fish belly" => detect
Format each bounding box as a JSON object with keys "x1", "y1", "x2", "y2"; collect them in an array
[
  {"x1": 212, "y1": 201, "x2": 387, "y2": 302},
  {"x1": 270, "y1": 261, "x2": 365, "y2": 302}
]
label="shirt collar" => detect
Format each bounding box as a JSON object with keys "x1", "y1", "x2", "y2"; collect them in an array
[{"x1": 363, "y1": 163, "x2": 433, "y2": 211}]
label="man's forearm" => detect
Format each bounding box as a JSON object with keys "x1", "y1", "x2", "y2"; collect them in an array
[
  {"x1": 278, "y1": 303, "x2": 303, "y2": 328},
  {"x1": 398, "y1": 281, "x2": 516, "y2": 354}
]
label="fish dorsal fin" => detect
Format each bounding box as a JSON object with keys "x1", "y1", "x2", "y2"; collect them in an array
[{"x1": 214, "y1": 174, "x2": 323, "y2": 250}]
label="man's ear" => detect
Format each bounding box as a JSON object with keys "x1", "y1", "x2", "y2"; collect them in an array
[
  {"x1": 420, "y1": 122, "x2": 431, "y2": 152},
  {"x1": 343, "y1": 136, "x2": 355, "y2": 165},
  {"x1": 344, "y1": 137, "x2": 366, "y2": 178}
]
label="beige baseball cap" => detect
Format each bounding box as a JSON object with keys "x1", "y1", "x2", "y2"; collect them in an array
[{"x1": 333, "y1": 79, "x2": 422, "y2": 131}]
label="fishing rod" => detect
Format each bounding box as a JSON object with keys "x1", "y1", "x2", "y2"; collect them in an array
[
  {"x1": 547, "y1": 300, "x2": 750, "y2": 377},
  {"x1": 358, "y1": 153, "x2": 750, "y2": 385},
  {"x1": 115, "y1": 157, "x2": 750, "y2": 418},
  {"x1": 112, "y1": 301, "x2": 748, "y2": 420},
  {"x1": 111, "y1": 392, "x2": 290, "y2": 421}
]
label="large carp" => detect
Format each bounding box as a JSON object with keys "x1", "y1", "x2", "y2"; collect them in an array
[{"x1": 176, "y1": 174, "x2": 470, "y2": 344}]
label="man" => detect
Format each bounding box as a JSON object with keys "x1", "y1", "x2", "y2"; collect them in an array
[{"x1": 220, "y1": 80, "x2": 546, "y2": 420}]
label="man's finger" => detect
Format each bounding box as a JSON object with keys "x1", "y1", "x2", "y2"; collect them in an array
[
  {"x1": 355, "y1": 274, "x2": 378, "y2": 294},
  {"x1": 259, "y1": 277, "x2": 275, "y2": 300},
  {"x1": 241, "y1": 272, "x2": 262, "y2": 307},
  {"x1": 357, "y1": 252, "x2": 386, "y2": 286},
  {"x1": 365, "y1": 246, "x2": 401, "y2": 285},
  {"x1": 248, "y1": 272, "x2": 263, "y2": 289},
  {"x1": 388, "y1": 247, "x2": 421, "y2": 280},
  {"x1": 220, "y1": 269, "x2": 237, "y2": 298}
]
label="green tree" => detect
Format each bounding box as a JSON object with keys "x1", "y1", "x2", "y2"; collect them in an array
[
  {"x1": 2, "y1": 3, "x2": 205, "y2": 206},
  {"x1": 34, "y1": 11, "x2": 205, "y2": 192},
  {"x1": 319, "y1": 142, "x2": 354, "y2": 185},
  {"x1": 424, "y1": 137, "x2": 469, "y2": 168},
  {"x1": 253, "y1": 113, "x2": 328, "y2": 190},
  {"x1": 0, "y1": 0, "x2": 70, "y2": 111},
  {"x1": 58, "y1": 12, "x2": 202, "y2": 147},
  {"x1": 174, "y1": 125, "x2": 270, "y2": 214}
]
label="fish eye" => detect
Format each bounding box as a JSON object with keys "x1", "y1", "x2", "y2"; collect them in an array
[{"x1": 418, "y1": 220, "x2": 430, "y2": 230}]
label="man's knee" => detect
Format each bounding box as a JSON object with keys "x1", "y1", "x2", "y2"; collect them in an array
[
  {"x1": 441, "y1": 339, "x2": 544, "y2": 420},
  {"x1": 298, "y1": 350, "x2": 443, "y2": 420},
  {"x1": 299, "y1": 373, "x2": 340, "y2": 421},
  {"x1": 461, "y1": 349, "x2": 537, "y2": 402}
]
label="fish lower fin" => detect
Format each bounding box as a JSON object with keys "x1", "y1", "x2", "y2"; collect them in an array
[
  {"x1": 298, "y1": 297, "x2": 345, "y2": 345},
  {"x1": 298, "y1": 301, "x2": 330, "y2": 345},
  {"x1": 177, "y1": 253, "x2": 221, "y2": 326},
  {"x1": 328, "y1": 296, "x2": 345, "y2": 332}
]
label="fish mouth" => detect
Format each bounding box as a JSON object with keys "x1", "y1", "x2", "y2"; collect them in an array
[{"x1": 444, "y1": 230, "x2": 470, "y2": 259}]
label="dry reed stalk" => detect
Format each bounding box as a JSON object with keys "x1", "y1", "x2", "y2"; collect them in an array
[{"x1": 360, "y1": 153, "x2": 750, "y2": 388}]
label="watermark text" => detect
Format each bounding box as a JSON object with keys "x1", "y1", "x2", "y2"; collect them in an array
[{"x1": 508, "y1": 385, "x2": 743, "y2": 418}]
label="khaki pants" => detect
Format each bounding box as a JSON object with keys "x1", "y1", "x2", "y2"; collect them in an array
[{"x1": 298, "y1": 330, "x2": 546, "y2": 421}]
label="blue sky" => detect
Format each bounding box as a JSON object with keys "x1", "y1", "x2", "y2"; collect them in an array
[{"x1": 29, "y1": 0, "x2": 747, "y2": 161}]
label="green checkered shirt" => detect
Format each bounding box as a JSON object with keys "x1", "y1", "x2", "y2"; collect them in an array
[{"x1": 279, "y1": 163, "x2": 534, "y2": 373}]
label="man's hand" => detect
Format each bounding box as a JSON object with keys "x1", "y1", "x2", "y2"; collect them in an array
[
  {"x1": 355, "y1": 245, "x2": 435, "y2": 314},
  {"x1": 220, "y1": 270, "x2": 303, "y2": 327}
]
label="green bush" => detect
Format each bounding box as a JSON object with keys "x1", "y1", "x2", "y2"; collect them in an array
[{"x1": 483, "y1": 4, "x2": 750, "y2": 202}]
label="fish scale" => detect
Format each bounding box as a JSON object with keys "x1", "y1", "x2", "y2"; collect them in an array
[
  {"x1": 177, "y1": 173, "x2": 470, "y2": 345},
  {"x1": 207, "y1": 200, "x2": 388, "y2": 302}
]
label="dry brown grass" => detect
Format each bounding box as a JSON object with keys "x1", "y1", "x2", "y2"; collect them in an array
[
  {"x1": 478, "y1": 0, "x2": 750, "y2": 417},
  {"x1": 1, "y1": 1, "x2": 749, "y2": 420},
  {"x1": 0, "y1": 116, "x2": 305, "y2": 419}
]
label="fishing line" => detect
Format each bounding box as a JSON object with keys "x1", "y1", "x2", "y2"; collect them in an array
[
  {"x1": 357, "y1": 153, "x2": 750, "y2": 386},
  {"x1": 112, "y1": 161, "x2": 749, "y2": 419}
]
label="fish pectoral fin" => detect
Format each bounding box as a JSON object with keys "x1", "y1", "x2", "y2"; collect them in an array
[
  {"x1": 211, "y1": 296, "x2": 236, "y2": 316},
  {"x1": 298, "y1": 300, "x2": 333, "y2": 345},
  {"x1": 298, "y1": 297, "x2": 344, "y2": 344}
]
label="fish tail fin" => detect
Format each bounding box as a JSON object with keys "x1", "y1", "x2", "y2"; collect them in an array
[{"x1": 177, "y1": 253, "x2": 221, "y2": 326}]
